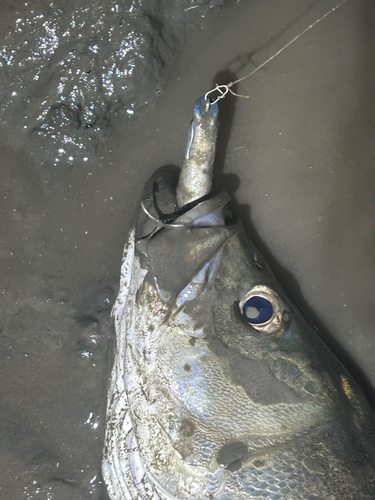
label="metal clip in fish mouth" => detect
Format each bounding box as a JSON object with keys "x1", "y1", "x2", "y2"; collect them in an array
[{"x1": 239, "y1": 285, "x2": 291, "y2": 335}]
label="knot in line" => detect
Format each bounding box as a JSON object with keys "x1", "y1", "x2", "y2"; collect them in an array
[{"x1": 204, "y1": 84, "x2": 249, "y2": 105}]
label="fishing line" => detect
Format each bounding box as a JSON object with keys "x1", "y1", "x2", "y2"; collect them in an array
[{"x1": 205, "y1": 0, "x2": 349, "y2": 104}]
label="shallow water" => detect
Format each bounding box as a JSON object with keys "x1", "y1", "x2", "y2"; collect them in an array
[{"x1": 1, "y1": 0, "x2": 375, "y2": 498}]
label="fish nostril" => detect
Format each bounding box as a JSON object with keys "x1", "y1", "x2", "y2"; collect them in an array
[
  {"x1": 217, "y1": 441, "x2": 248, "y2": 472},
  {"x1": 253, "y1": 253, "x2": 262, "y2": 271}
]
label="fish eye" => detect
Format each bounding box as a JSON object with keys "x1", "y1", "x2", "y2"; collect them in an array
[
  {"x1": 239, "y1": 285, "x2": 291, "y2": 335},
  {"x1": 242, "y1": 296, "x2": 273, "y2": 324}
]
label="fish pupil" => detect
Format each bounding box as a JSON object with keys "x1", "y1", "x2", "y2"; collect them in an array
[
  {"x1": 243, "y1": 296, "x2": 273, "y2": 324},
  {"x1": 245, "y1": 306, "x2": 260, "y2": 320}
]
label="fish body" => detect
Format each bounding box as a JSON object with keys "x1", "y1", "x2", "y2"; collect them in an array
[{"x1": 103, "y1": 97, "x2": 375, "y2": 499}]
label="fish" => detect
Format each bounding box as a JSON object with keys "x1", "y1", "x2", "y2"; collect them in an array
[{"x1": 102, "y1": 96, "x2": 375, "y2": 499}]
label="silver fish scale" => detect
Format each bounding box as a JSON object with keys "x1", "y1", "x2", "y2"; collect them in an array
[{"x1": 222, "y1": 447, "x2": 352, "y2": 500}]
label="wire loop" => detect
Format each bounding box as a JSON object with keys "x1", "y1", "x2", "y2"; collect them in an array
[{"x1": 141, "y1": 199, "x2": 186, "y2": 228}]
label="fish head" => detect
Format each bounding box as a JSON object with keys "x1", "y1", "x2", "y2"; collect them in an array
[
  {"x1": 104, "y1": 97, "x2": 375, "y2": 500},
  {"x1": 122, "y1": 168, "x2": 375, "y2": 499}
]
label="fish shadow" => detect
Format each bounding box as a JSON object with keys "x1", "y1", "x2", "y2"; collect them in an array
[{"x1": 211, "y1": 71, "x2": 375, "y2": 409}]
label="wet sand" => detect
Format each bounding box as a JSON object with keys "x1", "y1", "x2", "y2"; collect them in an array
[{"x1": 1, "y1": 0, "x2": 375, "y2": 498}]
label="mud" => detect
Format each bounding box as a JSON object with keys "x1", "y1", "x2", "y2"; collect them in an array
[
  {"x1": 0, "y1": 0, "x2": 224, "y2": 164},
  {"x1": 1, "y1": 0, "x2": 375, "y2": 499}
]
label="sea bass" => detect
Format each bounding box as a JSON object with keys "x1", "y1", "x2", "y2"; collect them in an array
[{"x1": 102, "y1": 97, "x2": 375, "y2": 499}]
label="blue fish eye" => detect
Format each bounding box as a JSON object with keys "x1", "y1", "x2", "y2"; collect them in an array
[{"x1": 242, "y1": 296, "x2": 274, "y2": 324}]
